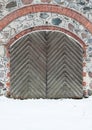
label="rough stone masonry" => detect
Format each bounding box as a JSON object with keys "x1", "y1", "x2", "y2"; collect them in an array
[{"x1": 0, "y1": 0, "x2": 92, "y2": 98}]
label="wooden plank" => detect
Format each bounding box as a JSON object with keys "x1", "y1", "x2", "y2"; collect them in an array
[
  {"x1": 10, "y1": 32, "x2": 47, "y2": 99},
  {"x1": 10, "y1": 31, "x2": 83, "y2": 99},
  {"x1": 46, "y1": 32, "x2": 83, "y2": 99}
]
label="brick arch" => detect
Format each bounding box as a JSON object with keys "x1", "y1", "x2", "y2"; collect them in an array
[
  {"x1": 6, "y1": 26, "x2": 86, "y2": 50},
  {"x1": 0, "y1": 4, "x2": 92, "y2": 34},
  {"x1": 5, "y1": 26, "x2": 88, "y2": 97}
]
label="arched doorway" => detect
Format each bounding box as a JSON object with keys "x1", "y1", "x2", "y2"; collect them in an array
[{"x1": 10, "y1": 31, "x2": 83, "y2": 99}]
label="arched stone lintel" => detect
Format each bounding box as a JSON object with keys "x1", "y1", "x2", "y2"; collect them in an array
[
  {"x1": 0, "y1": 4, "x2": 92, "y2": 34},
  {"x1": 5, "y1": 26, "x2": 87, "y2": 56}
]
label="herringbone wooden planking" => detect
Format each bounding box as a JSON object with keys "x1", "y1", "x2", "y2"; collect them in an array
[
  {"x1": 46, "y1": 32, "x2": 83, "y2": 98},
  {"x1": 10, "y1": 31, "x2": 83, "y2": 99},
  {"x1": 10, "y1": 33, "x2": 47, "y2": 99}
]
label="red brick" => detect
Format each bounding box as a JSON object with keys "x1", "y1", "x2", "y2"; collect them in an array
[
  {"x1": 0, "y1": 4, "x2": 92, "y2": 33},
  {"x1": 83, "y1": 53, "x2": 87, "y2": 58},
  {"x1": 6, "y1": 82, "x2": 10, "y2": 87},
  {"x1": 5, "y1": 46, "x2": 10, "y2": 58},
  {"x1": 7, "y1": 26, "x2": 86, "y2": 49},
  {"x1": 83, "y1": 72, "x2": 86, "y2": 77},
  {"x1": 82, "y1": 82, "x2": 86, "y2": 86},
  {"x1": 7, "y1": 72, "x2": 10, "y2": 77}
]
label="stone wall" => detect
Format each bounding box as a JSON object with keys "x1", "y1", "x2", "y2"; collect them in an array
[{"x1": 0, "y1": 0, "x2": 92, "y2": 97}]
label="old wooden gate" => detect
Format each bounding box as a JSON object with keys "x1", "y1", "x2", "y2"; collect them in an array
[{"x1": 10, "y1": 31, "x2": 83, "y2": 99}]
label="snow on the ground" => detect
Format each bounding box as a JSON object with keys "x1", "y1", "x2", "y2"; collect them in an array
[{"x1": 0, "y1": 96, "x2": 92, "y2": 130}]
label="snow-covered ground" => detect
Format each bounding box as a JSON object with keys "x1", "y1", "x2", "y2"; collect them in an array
[{"x1": 0, "y1": 96, "x2": 92, "y2": 130}]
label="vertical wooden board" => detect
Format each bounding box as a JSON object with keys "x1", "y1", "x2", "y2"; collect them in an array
[
  {"x1": 46, "y1": 32, "x2": 83, "y2": 99},
  {"x1": 10, "y1": 32, "x2": 47, "y2": 99}
]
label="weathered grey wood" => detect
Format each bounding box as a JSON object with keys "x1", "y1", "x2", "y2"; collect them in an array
[
  {"x1": 10, "y1": 31, "x2": 83, "y2": 99},
  {"x1": 46, "y1": 32, "x2": 83, "y2": 98},
  {"x1": 10, "y1": 32, "x2": 47, "y2": 99}
]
